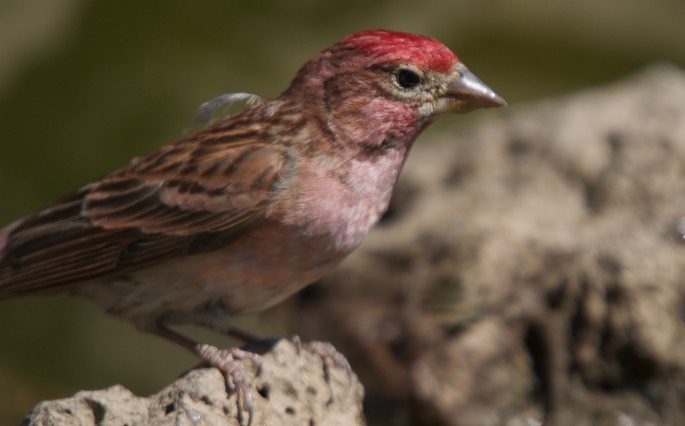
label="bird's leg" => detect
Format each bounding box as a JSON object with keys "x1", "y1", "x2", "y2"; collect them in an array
[
  {"x1": 145, "y1": 322, "x2": 197, "y2": 352},
  {"x1": 145, "y1": 323, "x2": 261, "y2": 426},
  {"x1": 220, "y1": 327, "x2": 262, "y2": 344}
]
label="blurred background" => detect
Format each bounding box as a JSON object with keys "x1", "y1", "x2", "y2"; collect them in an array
[{"x1": 0, "y1": 0, "x2": 683, "y2": 423}]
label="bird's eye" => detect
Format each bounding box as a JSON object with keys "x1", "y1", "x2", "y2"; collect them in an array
[{"x1": 396, "y1": 68, "x2": 421, "y2": 89}]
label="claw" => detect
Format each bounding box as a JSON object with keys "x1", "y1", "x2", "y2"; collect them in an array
[
  {"x1": 302, "y1": 340, "x2": 353, "y2": 376},
  {"x1": 196, "y1": 344, "x2": 263, "y2": 426}
]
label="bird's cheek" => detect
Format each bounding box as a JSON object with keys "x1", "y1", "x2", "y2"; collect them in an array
[
  {"x1": 347, "y1": 116, "x2": 386, "y2": 147},
  {"x1": 356, "y1": 99, "x2": 418, "y2": 147},
  {"x1": 330, "y1": 98, "x2": 389, "y2": 147}
]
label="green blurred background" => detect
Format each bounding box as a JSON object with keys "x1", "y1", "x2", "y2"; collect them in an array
[{"x1": 0, "y1": 0, "x2": 683, "y2": 423}]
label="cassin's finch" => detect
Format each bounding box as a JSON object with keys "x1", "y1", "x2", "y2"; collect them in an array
[{"x1": 0, "y1": 29, "x2": 504, "y2": 415}]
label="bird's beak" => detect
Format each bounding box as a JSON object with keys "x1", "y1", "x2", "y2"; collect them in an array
[{"x1": 436, "y1": 63, "x2": 506, "y2": 114}]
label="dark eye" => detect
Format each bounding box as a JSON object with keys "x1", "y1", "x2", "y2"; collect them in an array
[{"x1": 396, "y1": 68, "x2": 421, "y2": 88}]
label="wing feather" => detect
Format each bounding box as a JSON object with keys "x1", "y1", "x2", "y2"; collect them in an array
[{"x1": 0, "y1": 110, "x2": 293, "y2": 297}]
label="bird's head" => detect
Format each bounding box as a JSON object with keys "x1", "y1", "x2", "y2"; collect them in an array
[{"x1": 286, "y1": 30, "x2": 506, "y2": 151}]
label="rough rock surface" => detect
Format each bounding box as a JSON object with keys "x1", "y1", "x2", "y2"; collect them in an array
[
  {"x1": 294, "y1": 65, "x2": 685, "y2": 426},
  {"x1": 23, "y1": 339, "x2": 364, "y2": 426}
]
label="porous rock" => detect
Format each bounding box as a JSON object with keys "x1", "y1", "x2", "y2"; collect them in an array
[{"x1": 23, "y1": 338, "x2": 365, "y2": 426}]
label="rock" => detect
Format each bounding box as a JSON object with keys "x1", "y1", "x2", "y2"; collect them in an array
[
  {"x1": 23, "y1": 338, "x2": 365, "y2": 426},
  {"x1": 295, "y1": 64, "x2": 685, "y2": 426}
]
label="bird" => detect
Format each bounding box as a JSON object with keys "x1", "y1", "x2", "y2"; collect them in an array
[{"x1": 0, "y1": 29, "x2": 505, "y2": 417}]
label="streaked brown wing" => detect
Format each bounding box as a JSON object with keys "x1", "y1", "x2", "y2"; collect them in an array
[{"x1": 0, "y1": 119, "x2": 291, "y2": 297}]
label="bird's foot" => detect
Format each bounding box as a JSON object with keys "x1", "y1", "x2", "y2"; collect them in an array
[
  {"x1": 291, "y1": 336, "x2": 353, "y2": 376},
  {"x1": 196, "y1": 344, "x2": 263, "y2": 426}
]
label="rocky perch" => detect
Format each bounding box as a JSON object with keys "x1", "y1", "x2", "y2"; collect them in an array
[
  {"x1": 23, "y1": 339, "x2": 365, "y2": 425},
  {"x1": 21, "y1": 65, "x2": 685, "y2": 426}
]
